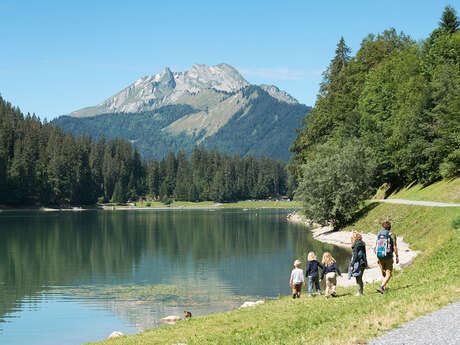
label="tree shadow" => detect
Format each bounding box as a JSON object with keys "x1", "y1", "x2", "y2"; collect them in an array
[{"x1": 347, "y1": 202, "x2": 379, "y2": 226}]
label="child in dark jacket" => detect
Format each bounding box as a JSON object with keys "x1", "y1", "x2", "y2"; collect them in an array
[
  {"x1": 320, "y1": 252, "x2": 341, "y2": 299},
  {"x1": 305, "y1": 251, "x2": 323, "y2": 296}
]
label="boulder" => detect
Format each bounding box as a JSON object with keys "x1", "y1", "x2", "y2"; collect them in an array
[
  {"x1": 107, "y1": 331, "x2": 124, "y2": 339},
  {"x1": 160, "y1": 315, "x2": 181, "y2": 324},
  {"x1": 240, "y1": 300, "x2": 265, "y2": 308}
]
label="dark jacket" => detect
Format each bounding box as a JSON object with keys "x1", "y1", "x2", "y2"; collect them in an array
[
  {"x1": 350, "y1": 239, "x2": 368, "y2": 268},
  {"x1": 321, "y1": 262, "x2": 341, "y2": 280},
  {"x1": 305, "y1": 260, "x2": 324, "y2": 278}
]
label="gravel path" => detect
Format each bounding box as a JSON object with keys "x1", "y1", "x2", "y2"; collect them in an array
[
  {"x1": 368, "y1": 300, "x2": 460, "y2": 345},
  {"x1": 377, "y1": 199, "x2": 460, "y2": 207}
]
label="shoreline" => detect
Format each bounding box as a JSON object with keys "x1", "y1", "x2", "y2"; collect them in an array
[
  {"x1": 287, "y1": 212, "x2": 420, "y2": 287},
  {"x1": 0, "y1": 201, "x2": 301, "y2": 212}
]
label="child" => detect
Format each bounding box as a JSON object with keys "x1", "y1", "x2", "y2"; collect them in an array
[
  {"x1": 305, "y1": 251, "x2": 323, "y2": 296},
  {"x1": 320, "y1": 252, "x2": 341, "y2": 299},
  {"x1": 289, "y1": 259, "x2": 305, "y2": 299}
]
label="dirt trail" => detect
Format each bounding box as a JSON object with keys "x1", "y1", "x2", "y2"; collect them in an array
[
  {"x1": 287, "y1": 213, "x2": 419, "y2": 287},
  {"x1": 377, "y1": 199, "x2": 460, "y2": 207}
]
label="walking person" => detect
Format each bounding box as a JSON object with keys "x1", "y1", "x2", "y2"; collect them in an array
[
  {"x1": 348, "y1": 231, "x2": 368, "y2": 296},
  {"x1": 305, "y1": 251, "x2": 323, "y2": 297},
  {"x1": 320, "y1": 252, "x2": 341, "y2": 299},
  {"x1": 289, "y1": 259, "x2": 305, "y2": 299},
  {"x1": 375, "y1": 221, "x2": 399, "y2": 294}
]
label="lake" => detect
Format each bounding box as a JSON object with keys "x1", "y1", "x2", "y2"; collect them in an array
[{"x1": 0, "y1": 209, "x2": 350, "y2": 345}]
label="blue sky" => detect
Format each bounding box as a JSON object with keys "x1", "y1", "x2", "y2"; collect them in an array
[{"x1": 1, "y1": 0, "x2": 458, "y2": 120}]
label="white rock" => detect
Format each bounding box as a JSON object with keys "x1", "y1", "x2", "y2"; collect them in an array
[
  {"x1": 107, "y1": 331, "x2": 124, "y2": 339},
  {"x1": 160, "y1": 315, "x2": 181, "y2": 322},
  {"x1": 240, "y1": 300, "x2": 264, "y2": 308}
]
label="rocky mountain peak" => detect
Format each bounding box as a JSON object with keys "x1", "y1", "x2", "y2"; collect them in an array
[
  {"x1": 259, "y1": 84, "x2": 298, "y2": 104},
  {"x1": 68, "y1": 64, "x2": 296, "y2": 118}
]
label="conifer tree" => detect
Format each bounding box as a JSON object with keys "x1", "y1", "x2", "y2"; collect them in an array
[
  {"x1": 440, "y1": 5, "x2": 459, "y2": 34},
  {"x1": 111, "y1": 180, "x2": 125, "y2": 203}
]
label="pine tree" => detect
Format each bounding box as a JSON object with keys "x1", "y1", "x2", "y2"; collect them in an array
[
  {"x1": 111, "y1": 180, "x2": 125, "y2": 203},
  {"x1": 440, "y1": 5, "x2": 459, "y2": 34}
]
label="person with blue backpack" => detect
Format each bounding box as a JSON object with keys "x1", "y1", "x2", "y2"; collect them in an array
[{"x1": 375, "y1": 221, "x2": 399, "y2": 294}]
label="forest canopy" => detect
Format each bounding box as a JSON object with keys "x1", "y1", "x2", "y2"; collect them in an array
[
  {"x1": 290, "y1": 6, "x2": 460, "y2": 226},
  {"x1": 0, "y1": 96, "x2": 289, "y2": 206}
]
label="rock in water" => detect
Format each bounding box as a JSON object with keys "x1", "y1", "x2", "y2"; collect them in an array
[
  {"x1": 107, "y1": 331, "x2": 124, "y2": 339},
  {"x1": 240, "y1": 300, "x2": 265, "y2": 308},
  {"x1": 160, "y1": 315, "x2": 181, "y2": 324}
]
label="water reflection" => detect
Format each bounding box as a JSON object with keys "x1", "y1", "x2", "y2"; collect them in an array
[{"x1": 0, "y1": 209, "x2": 350, "y2": 343}]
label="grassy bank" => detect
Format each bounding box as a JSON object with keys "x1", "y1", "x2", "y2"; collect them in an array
[
  {"x1": 89, "y1": 181, "x2": 460, "y2": 345},
  {"x1": 386, "y1": 179, "x2": 460, "y2": 203},
  {"x1": 0, "y1": 200, "x2": 302, "y2": 211},
  {"x1": 118, "y1": 200, "x2": 303, "y2": 209}
]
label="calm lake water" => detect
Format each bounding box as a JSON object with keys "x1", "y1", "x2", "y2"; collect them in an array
[{"x1": 0, "y1": 209, "x2": 350, "y2": 345}]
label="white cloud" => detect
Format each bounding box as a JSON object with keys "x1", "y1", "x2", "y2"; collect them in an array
[{"x1": 238, "y1": 67, "x2": 323, "y2": 81}]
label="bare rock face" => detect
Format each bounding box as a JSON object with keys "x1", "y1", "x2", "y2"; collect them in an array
[
  {"x1": 259, "y1": 84, "x2": 298, "y2": 104},
  {"x1": 69, "y1": 63, "x2": 250, "y2": 118},
  {"x1": 107, "y1": 331, "x2": 124, "y2": 339}
]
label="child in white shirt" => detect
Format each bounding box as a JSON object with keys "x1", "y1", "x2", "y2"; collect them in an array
[{"x1": 289, "y1": 259, "x2": 305, "y2": 299}]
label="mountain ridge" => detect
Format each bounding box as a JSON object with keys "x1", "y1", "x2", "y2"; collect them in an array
[
  {"x1": 69, "y1": 63, "x2": 298, "y2": 118},
  {"x1": 56, "y1": 64, "x2": 310, "y2": 161}
]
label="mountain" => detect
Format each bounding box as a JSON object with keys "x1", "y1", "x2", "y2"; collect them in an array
[
  {"x1": 69, "y1": 63, "x2": 250, "y2": 117},
  {"x1": 55, "y1": 63, "x2": 311, "y2": 161}
]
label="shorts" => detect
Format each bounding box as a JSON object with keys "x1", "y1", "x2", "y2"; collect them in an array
[
  {"x1": 293, "y1": 284, "x2": 302, "y2": 293},
  {"x1": 325, "y1": 272, "x2": 337, "y2": 285},
  {"x1": 378, "y1": 256, "x2": 393, "y2": 276}
]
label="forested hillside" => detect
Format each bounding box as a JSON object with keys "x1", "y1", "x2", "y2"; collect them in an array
[
  {"x1": 0, "y1": 97, "x2": 289, "y2": 206},
  {"x1": 54, "y1": 86, "x2": 310, "y2": 162},
  {"x1": 291, "y1": 6, "x2": 460, "y2": 226}
]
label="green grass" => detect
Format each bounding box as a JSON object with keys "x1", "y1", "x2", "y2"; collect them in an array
[
  {"x1": 385, "y1": 178, "x2": 460, "y2": 203},
  {"x1": 88, "y1": 181, "x2": 460, "y2": 345},
  {"x1": 128, "y1": 200, "x2": 303, "y2": 209}
]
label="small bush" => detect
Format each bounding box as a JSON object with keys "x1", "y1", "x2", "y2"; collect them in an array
[
  {"x1": 451, "y1": 216, "x2": 460, "y2": 229},
  {"x1": 295, "y1": 141, "x2": 377, "y2": 228},
  {"x1": 145, "y1": 202, "x2": 151, "y2": 207}
]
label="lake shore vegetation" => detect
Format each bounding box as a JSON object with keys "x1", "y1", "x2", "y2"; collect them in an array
[
  {"x1": 0, "y1": 98, "x2": 292, "y2": 208},
  {"x1": 291, "y1": 6, "x2": 460, "y2": 226},
  {"x1": 86, "y1": 179, "x2": 460, "y2": 345}
]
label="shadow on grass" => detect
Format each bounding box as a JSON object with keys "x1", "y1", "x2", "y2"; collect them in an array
[
  {"x1": 383, "y1": 284, "x2": 413, "y2": 293},
  {"x1": 347, "y1": 202, "x2": 380, "y2": 227}
]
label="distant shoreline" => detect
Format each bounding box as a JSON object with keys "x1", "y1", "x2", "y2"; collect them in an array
[{"x1": 0, "y1": 200, "x2": 302, "y2": 212}]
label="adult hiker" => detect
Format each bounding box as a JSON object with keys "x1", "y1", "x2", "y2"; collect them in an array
[
  {"x1": 375, "y1": 221, "x2": 399, "y2": 294},
  {"x1": 348, "y1": 231, "x2": 368, "y2": 296}
]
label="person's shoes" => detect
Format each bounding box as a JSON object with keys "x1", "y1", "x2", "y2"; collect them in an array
[
  {"x1": 292, "y1": 293, "x2": 296, "y2": 299},
  {"x1": 307, "y1": 294, "x2": 312, "y2": 297},
  {"x1": 317, "y1": 291, "x2": 322, "y2": 295},
  {"x1": 355, "y1": 292, "x2": 362, "y2": 297},
  {"x1": 377, "y1": 286, "x2": 385, "y2": 294}
]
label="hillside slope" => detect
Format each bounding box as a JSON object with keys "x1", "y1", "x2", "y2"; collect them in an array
[{"x1": 54, "y1": 85, "x2": 311, "y2": 161}]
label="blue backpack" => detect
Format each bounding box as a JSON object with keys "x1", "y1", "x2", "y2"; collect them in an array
[{"x1": 375, "y1": 230, "x2": 393, "y2": 258}]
